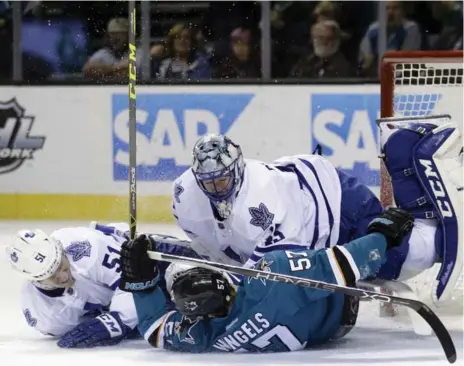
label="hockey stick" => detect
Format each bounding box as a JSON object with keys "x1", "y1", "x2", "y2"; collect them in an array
[
  {"x1": 147, "y1": 250, "x2": 457, "y2": 364},
  {"x1": 128, "y1": 1, "x2": 137, "y2": 241}
]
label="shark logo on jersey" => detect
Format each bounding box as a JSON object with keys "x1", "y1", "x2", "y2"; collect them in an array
[
  {"x1": 66, "y1": 241, "x2": 92, "y2": 262},
  {"x1": 368, "y1": 249, "x2": 381, "y2": 262},
  {"x1": 249, "y1": 203, "x2": 274, "y2": 231},
  {"x1": 176, "y1": 316, "x2": 200, "y2": 345},
  {"x1": 10, "y1": 251, "x2": 18, "y2": 263},
  {"x1": 248, "y1": 258, "x2": 274, "y2": 285},
  {"x1": 112, "y1": 93, "x2": 254, "y2": 181},
  {"x1": 23, "y1": 309, "x2": 37, "y2": 327},
  {"x1": 174, "y1": 182, "x2": 184, "y2": 203}
]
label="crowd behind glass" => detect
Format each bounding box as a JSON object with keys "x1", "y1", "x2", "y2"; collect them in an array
[{"x1": 0, "y1": 1, "x2": 462, "y2": 83}]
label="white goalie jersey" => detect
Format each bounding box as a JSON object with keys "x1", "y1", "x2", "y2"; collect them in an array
[
  {"x1": 172, "y1": 154, "x2": 342, "y2": 268},
  {"x1": 20, "y1": 226, "x2": 137, "y2": 337}
]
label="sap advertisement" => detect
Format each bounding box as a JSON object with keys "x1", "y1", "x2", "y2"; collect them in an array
[
  {"x1": 310, "y1": 93, "x2": 381, "y2": 186},
  {"x1": 111, "y1": 88, "x2": 383, "y2": 187},
  {"x1": 112, "y1": 86, "x2": 444, "y2": 188}
]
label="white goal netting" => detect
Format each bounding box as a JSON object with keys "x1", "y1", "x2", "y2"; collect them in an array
[{"x1": 384, "y1": 53, "x2": 463, "y2": 314}]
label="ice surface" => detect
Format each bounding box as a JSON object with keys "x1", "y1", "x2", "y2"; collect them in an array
[{"x1": 0, "y1": 221, "x2": 462, "y2": 366}]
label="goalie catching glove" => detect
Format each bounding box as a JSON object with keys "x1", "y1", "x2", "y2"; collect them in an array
[{"x1": 119, "y1": 235, "x2": 158, "y2": 293}]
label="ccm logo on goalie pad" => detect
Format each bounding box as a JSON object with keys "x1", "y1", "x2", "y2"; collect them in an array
[
  {"x1": 97, "y1": 314, "x2": 123, "y2": 338},
  {"x1": 419, "y1": 159, "x2": 453, "y2": 218}
]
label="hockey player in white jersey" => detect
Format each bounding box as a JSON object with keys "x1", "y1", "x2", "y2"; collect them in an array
[
  {"x1": 171, "y1": 114, "x2": 462, "y2": 306},
  {"x1": 4, "y1": 223, "x2": 140, "y2": 348}
]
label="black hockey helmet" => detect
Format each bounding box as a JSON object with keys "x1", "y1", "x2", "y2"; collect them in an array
[{"x1": 168, "y1": 266, "x2": 236, "y2": 318}]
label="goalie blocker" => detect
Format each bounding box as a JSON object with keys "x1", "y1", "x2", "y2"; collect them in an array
[{"x1": 377, "y1": 114, "x2": 463, "y2": 304}]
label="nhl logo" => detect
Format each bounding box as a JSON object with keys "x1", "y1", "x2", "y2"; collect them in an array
[{"x1": 0, "y1": 98, "x2": 45, "y2": 174}]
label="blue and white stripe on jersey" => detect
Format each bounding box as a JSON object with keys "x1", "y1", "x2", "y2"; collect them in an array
[
  {"x1": 292, "y1": 156, "x2": 341, "y2": 249},
  {"x1": 244, "y1": 155, "x2": 342, "y2": 268}
]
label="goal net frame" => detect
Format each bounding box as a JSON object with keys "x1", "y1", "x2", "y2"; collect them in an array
[{"x1": 379, "y1": 50, "x2": 463, "y2": 313}]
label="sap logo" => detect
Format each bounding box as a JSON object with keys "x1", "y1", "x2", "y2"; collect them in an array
[
  {"x1": 311, "y1": 94, "x2": 380, "y2": 186},
  {"x1": 112, "y1": 94, "x2": 253, "y2": 181},
  {"x1": 418, "y1": 159, "x2": 454, "y2": 218}
]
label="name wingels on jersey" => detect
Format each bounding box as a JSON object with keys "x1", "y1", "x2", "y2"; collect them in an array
[{"x1": 172, "y1": 154, "x2": 343, "y2": 267}]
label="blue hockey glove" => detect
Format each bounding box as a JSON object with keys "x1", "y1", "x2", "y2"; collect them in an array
[
  {"x1": 367, "y1": 207, "x2": 414, "y2": 249},
  {"x1": 57, "y1": 312, "x2": 131, "y2": 348}
]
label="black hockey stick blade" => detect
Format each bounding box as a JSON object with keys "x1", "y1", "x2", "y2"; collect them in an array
[{"x1": 147, "y1": 250, "x2": 457, "y2": 363}]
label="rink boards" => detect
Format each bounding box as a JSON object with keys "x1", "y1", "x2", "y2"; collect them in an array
[{"x1": 0, "y1": 84, "x2": 454, "y2": 221}]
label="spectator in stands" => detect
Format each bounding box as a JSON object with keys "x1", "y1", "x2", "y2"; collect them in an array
[
  {"x1": 359, "y1": 1, "x2": 422, "y2": 76},
  {"x1": 83, "y1": 17, "x2": 134, "y2": 81},
  {"x1": 312, "y1": 1, "x2": 340, "y2": 23},
  {"x1": 153, "y1": 23, "x2": 211, "y2": 81},
  {"x1": 214, "y1": 28, "x2": 261, "y2": 79},
  {"x1": 289, "y1": 20, "x2": 355, "y2": 78},
  {"x1": 430, "y1": 1, "x2": 463, "y2": 50}
]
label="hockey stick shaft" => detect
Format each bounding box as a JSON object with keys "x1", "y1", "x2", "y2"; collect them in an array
[
  {"x1": 128, "y1": 1, "x2": 137, "y2": 241},
  {"x1": 147, "y1": 250, "x2": 456, "y2": 363}
]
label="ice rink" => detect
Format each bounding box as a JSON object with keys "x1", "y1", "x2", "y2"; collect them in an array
[{"x1": 0, "y1": 221, "x2": 462, "y2": 366}]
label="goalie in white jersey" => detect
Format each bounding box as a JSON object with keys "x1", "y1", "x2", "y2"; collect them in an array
[
  {"x1": 172, "y1": 114, "x2": 462, "y2": 306},
  {"x1": 4, "y1": 223, "x2": 140, "y2": 348}
]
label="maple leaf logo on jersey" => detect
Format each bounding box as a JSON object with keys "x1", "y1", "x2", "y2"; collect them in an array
[
  {"x1": 174, "y1": 182, "x2": 184, "y2": 203},
  {"x1": 248, "y1": 203, "x2": 274, "y2": 230},
  {"x1": 65, "y1": 241, "x2": 91, "y2": 262},
  {"x1": 23, "y1": 309, "x2": 37, "y2": 327}
]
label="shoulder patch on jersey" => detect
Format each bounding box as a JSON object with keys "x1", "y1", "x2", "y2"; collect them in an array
[
  {"x1": 248, "y1": 257, "x2": 274, "y2": 285},
  {"x1": 23, "y1": 309, "x2": 37, "y2": 327},
  {"x1": 10, "y1": 251, "x2": 18, "y2": 263},
  {"x1": 248, "y1": 203, "x2": 274, "y2": 230},
  {"x1": 174, "y1": 182, "x2": 184, "y2": 203},
  {"x1": 65, "y1": 240, "x2": 92, "y2": 262}
]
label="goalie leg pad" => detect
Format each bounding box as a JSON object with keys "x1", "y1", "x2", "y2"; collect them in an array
[
  {"x1": 412, "y1": 124, "x2": 463, "y2": 303},
  {"x1": 380, "y1": 121, "x2": 438, "y2": 219}
]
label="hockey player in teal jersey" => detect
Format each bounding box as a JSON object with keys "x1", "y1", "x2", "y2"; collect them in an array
[{"x1": 119, "y1": 207, "x2": 414, "y2": 353}]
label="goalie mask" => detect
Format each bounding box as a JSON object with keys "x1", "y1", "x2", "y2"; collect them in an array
[
  {"x1": 191, "y1": 134, "x2": 245, "y2": 219},
  {"x1": 165, "y1": 263, "x2": 236, "y2": 319},
  {"x1": 5, "y1": 229, "x2": 74, "y2": 289}
]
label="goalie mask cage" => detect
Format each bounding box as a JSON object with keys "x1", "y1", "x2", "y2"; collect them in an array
[{"x1": 380, "y1": 50, "x2": 463, "y2": 314}]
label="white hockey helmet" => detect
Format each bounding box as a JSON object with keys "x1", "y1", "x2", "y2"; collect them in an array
[{"x1": 5, "y1": 229, "x2": 63, "y2": 282}]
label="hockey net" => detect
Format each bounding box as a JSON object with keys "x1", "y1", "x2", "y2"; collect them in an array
[{"x1": 380, "y1": 50, "x2": 464, "y2": 314}]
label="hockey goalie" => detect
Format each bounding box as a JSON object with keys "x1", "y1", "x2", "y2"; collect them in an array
[{"x1": 169, "y1": 115, "x2": 463, "y2": 308}]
